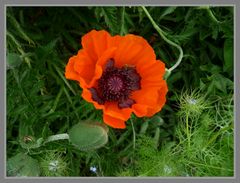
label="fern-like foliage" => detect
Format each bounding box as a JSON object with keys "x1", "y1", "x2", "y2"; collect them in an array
[{"x1": 95, "y1": 7, "x2": 119, "y2": 34}]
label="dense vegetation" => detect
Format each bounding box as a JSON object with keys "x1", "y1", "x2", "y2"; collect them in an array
[{"x1": 7, "y1": 6, "x2": 233, "y2": 177}]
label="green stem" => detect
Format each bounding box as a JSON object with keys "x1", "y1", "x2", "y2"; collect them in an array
[
  {"x1": 120, "y1": 7, "x2": 126, "y2": 36},
  {"x1": 130, "y1": 119, "x2": 136, "y2": 150},
  {"x1": 7, "y1": 13, "x2": 35, "y2": 45},
  {"x1": 63, "y1": 87, "x2": 80, "y2": 120},
  {"x1": 53, "y1": 64, "x2": 77, "y2": 96},
  {"x1": 187, "y1": 160, "x2": 233, "y2": 172},
  {"x1": 186, "y1": 112, "x2": 191, "y2": 150},
  {"x1": 44, "y1": 133, "x2": 69, "y2": 144},
  {"x1": 7, "y1": 31, "x2": 32, "y2": 68},
  {"x1": 12, "y1": 69, "x2": 37, "y2": 114},
  {"x1": 47, "y1": 87, "x2": 64, "y2": 114},
  {"x1": 196, "y1": 6, "x2": 221, "y2": 24},
  {"x1": 206, "y1": 7, "x2": 221, "y2": 24},
  {"x1": 153, "y1": 127, "x2": 160, "y2": 149},
  {"x1": 141, "y1": 6, "x2": 183, "y2": 75},
  {"x1": 130, "y1": 119, "x2": 136, "y2": 175},
  {"x1": 204, "y1": 125, "x2": 233, "y2": 148}
]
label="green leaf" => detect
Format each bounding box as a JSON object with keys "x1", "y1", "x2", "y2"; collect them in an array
[
  {"x1": 200, "y1": 63, "x2": 221, "y2": 74},
  {"x1": 213, "y1": 74, "x2": 233, "y2": 94},
  {"x1": 7, "y1": 53, "x2": 22, "y2": 69},
  {"x1": 94, "y1": 7, "x2": 103, "y2": 22},
  {"x1": 119, "y1": 7, "x2": 128, "y2": 36},
  {"x1": 211, "y1": 24, "x2": 219, "y2": 40},
  {"x1": 7, "y1": 14, "x2": 35, "y2": 45},
  {"x1": 153, "y1": 127, "x2": 160, "y2": 149},
  {"x1": 199, "y1": 29, "x2": 212, "y2": 41},
  {"x1": 137, "y1": 6, "x2": 145, "y2": 23},
  {"x1": 35, "y1": 38, "x2": 59, "y2": 61},
  {"x1": 61, "y1": 31, "x2": 79, "y2": 51},
  {"x1": 7, "y1": 153, "x2": 40, "y2": 177},
  {"x1": 159, "y1": 7, "x2": 177, "y2": 20},
  {"x1": 100, "y1": 7, "x2": 118, "y2": 34},
  {"x1": 69, "y1": 121, "x2": 108, "y2": 151},
  {"x1": 223, "y1": 39, "x2": 233, "y2": 73},
  {"x1": 149, "y1": 115, "x2": 164, "y2": 126},
  {"x1": 170, "y1": 27, "x2": 198, "y2": 43},
  {"x1": 125, "y1": 10, "x2": 135, "y2": 28},
  {"x1": 139, "y1": 120, "x2": 149, "y2": 134}
]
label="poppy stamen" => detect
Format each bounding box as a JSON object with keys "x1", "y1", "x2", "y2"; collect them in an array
[
  {"x1": 89, "y1": 59, "x2": 141, "y2": 109},
  {"x1": 107, "y1": 76, "x2": 123, "y2": 93}
]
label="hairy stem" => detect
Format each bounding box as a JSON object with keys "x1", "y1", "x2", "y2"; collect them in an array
[{"x1": 44, "y1": 133, "x2": 69, "y2": 144}]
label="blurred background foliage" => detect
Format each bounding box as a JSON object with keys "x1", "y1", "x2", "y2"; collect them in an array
[{"x1": 7, "y1": 6, "x2": 233, "y2": 176}]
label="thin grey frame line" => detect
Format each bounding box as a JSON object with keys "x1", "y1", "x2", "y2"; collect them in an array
[
  {"x1": 4, "y1": 4, "x2": 236, "y2": 182},
  {"x1": 3, "y1": 3, "x2": 236, "y2": 6},
  {"x1": 4, "y1": 3, "x2": 6, "y2": 179},
  {"x1": 233, "y1": 2, "x2": 237, "y2": 181},
  {"x1": 4, "y1": 3, "x2": 236, "y2": 180},
  {"x1": 2, "y1": 0, "x2": 6, "y2": 181}
]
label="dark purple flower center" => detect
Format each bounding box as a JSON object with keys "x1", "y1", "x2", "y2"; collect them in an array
[
  {"x1": 89, "y1": 59, "x2": 141, "y2": 109},
  {"x1": 107, "y1": 76, "x2": 123, "y2": 92}
]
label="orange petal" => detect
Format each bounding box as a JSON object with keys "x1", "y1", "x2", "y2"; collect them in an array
[
  {"x1": 103, "y1": 113, "x2": 126, "y2": 129},
  {"x1": 72, "y1": 50, "x2": 95, "y2": 87},
  {"x1": 113, "y1": 34, "x2": 156, "y2": 68},
  {"x1": 132, "y1": 89, "x2": 158, "y2": 113},
  {"x1": 65, "y1": 55, "x2": 81, "y2": 82},
  {"x1": 131, "y1": 80, "x2": 168, "y2": 117},
  {"x1": 103, "y1": 102, "x2": 132, "y2": 121},
  {"x1": 85, "y1": 47, "x2": 117, "y2": 88},
  {"x1": 131, "y1": 103, "x2": 148, "y2": 117},
  {"x1": 139, "y1": 60, "x2": 166, "y2": 82},
  {"x1": 109, "y1": 35, "x2": 123, "y2": 48},
  {"x1": 81, "y1": 30, "x2": 112, "y2": 62},
  {"x1": 82, "y1": 85, "x2": 133, "y2": 123},
  {"x1": 73, "y1": 47, "x2": 117, "y2": 89},
  {"x1": 81, "y1": 88, "x2": 105, "y2": 110},
  {"x1": 147, "y1": 83, "x2": 168, "y2": 116}
]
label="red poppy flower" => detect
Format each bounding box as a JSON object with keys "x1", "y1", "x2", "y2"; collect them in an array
[{"x1": 65, "y1": 30, "x2": 168, "y2": 129}]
